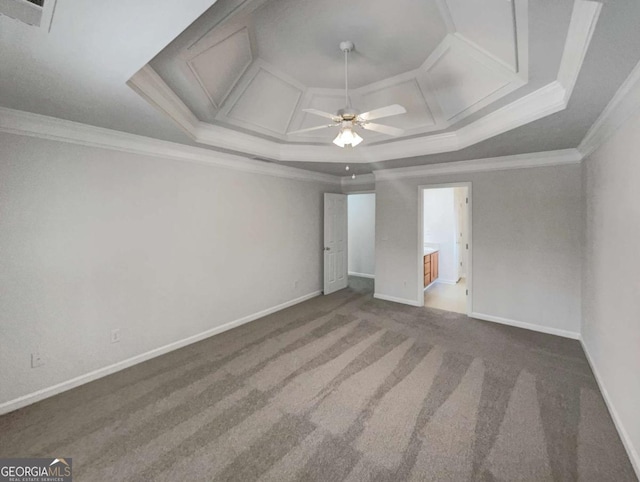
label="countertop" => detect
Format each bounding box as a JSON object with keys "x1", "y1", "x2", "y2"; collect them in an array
[{"x1": 424, "y1": 248, "x2": 438, "y2": 256}]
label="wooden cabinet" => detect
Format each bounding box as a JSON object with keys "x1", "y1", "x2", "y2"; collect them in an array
[
  {"x1": 424, "y1": 255, "x2": 431, "y2": 286},
  {"x1": 431, "y1": 251, "x2": 439, "y2": 281},
  {"x1": 424, "y1": 251, "x2": 439, "y2": 287}
]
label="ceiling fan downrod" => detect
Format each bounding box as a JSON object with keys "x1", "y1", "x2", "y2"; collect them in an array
[{"x1": 340, "y1": 40, "x2": 355, "y2": 111}]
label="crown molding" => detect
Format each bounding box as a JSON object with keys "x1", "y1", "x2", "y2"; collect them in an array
[
  {"x1": 128, "y1": 0, "x2": 599, "y2": 164},
  {"x1": 578, "y1": 58, "x2": 640, "y2": 158},
  {"x1": 372, "y1": 149, "x2": 583, "y2": 181},
  {"x1": 0, "y1": 107, "x2": 340, "y2": 185},
  {"x1": 0, "y1": 107, "x2": 591, "y2": 186}
]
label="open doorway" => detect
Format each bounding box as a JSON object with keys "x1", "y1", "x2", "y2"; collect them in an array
[
  {"x1": 419, "y1": 183, "x2": 471, "y2": 314},
  {"x1": 347, "y1": 192, "x2": 375, "y2": 294}
]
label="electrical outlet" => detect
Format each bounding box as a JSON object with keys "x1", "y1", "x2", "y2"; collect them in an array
[
  {"x1": 31, "y1": 352, "x2": 44, "y2": 368},
  {"x1": 111, "y1": 329, "x2": 121, "y2": 344}
]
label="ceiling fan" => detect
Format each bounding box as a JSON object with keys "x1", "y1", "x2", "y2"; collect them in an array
[{"x1": 289, "y1": 41, "x2": 407, "y2": 147}]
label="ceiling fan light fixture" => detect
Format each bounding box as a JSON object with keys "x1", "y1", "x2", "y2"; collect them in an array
[
  {"x1": 333, "y1": 126, "x2": 363, "y2": 148},
  {"x1": 289, "y1": 41, "x2": 406, "y2": 144}
]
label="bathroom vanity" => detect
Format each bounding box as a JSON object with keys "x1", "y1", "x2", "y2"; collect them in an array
[{"x1": 424, "y1": 249, "x2": 439, "y2": 287}]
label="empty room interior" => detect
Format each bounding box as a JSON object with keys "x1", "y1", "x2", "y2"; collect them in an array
[{"x1": 1, "y1": 0, "x2": 640, "y2": 480}]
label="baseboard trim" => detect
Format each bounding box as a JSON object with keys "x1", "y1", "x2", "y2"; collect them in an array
[
  {"x1": 0, "y1": 290, "x2": 321, "y2": 416},
  {"x1": 470, "y1": 312, "x2": 580, "y2": 340},
  {"x1": 348, "y1": 272, "x2": 375, "y2": 279},
  {"x1": 374, "y1": 293, "x2": 422, "y2": 307},
  {"x1": 423, "y1": 280, "x2": 437, "y2": 291},
  {"x1": 436, "y1": 278, "x2": 460, "y2": 285},
  {"x1": 580, "y1": 337, "x2": 640, "y2": 479}
]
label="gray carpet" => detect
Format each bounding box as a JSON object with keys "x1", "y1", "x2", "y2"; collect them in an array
[{"x1": 0, "y1": 286, "x2": 636, "y2": 481}]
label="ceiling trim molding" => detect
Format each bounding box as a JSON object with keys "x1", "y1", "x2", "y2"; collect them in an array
[
  {"x1": 127, "y1": 65, "x2": 200, "y2": 137},
  {"x1": 186, "y1": 0, "x2": 270, "y2": 51},
  {"x1": 0, "y1": 106, "x2": 340, "y2": 185},
  {"x1": 578, "y1": 58, "x2": 640, "y2": 158},
  {"x1": 216, "y1": 59, "x2": 305, "y2": 136},
  {"x1": 186, "y1": 26, "x2": 254, "y2": 109},
  {"x1": 436, "y1": 0, "x2": 528, "y2": 76},
  {"x1": 372, "y1": 149, "x2": 583, "y2": 181},
  {"x1": 557, "y1": 0, "x2": 602, "y2": 102},
  {"x1": 425, "y1": 34, "x2": 525, "y2": 124},
  {"x1": 434, "y1": 0, "x2": 456, "y2": 33},
  {"x1": 128, "y1": 0, "x2": 599, "y2": 164}
]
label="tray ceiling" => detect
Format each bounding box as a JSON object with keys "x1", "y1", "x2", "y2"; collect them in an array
[{"x1": 131, "y1": 0, "x2": 602, "y2": 164}]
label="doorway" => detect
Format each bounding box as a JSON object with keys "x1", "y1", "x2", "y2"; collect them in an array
[
  {"x1": 347, "y1": 192, "x2": 375, "y2": 293},
  {"x1": 323, "y1": 192, "x2": 376, "y2": 295},
  {"x1": 418, "y1": 183, "x2": 471, "y2": 314}
]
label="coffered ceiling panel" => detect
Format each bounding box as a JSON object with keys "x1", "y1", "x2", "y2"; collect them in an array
[
  {"x1": 221, "y1": 64, "x2": 303, "y2": 135},
  {"x1": 251, "y1": 0, "x2": 447, "y2": 89},
  {"x1": 443, "y1": 0, "x2": 519, "y2": 72},
  {"x1": 358, "y1": 78, "x2": 436, "y2": 131},
  {"x1": 425, "y1": 40, "x2": 514, "y2": 121},
  {"x1": 188, "y1": 27, "x2": 253, "y2": 107}
]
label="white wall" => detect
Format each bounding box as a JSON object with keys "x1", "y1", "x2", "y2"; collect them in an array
[
  {"x1": 0, "y1": 131, "x2": 337, "y2": 409},
  {"x1": 582, "y1": 108, "x2": 640, "y2": 475},
  {"x1": 375, "y1": 164, "x2": 583, "y2": 336},
  {"x1": 423, "y1": 188, "x2": 458, "y2": 283},
  {"x1": 348, "y1": 193, "x2": 375, "y2": 277}
]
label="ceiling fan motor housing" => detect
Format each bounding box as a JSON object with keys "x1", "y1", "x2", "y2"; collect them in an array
[
  {"x1": 339, "y1": 40, "x2": 354, "y2": 53},
  {"x1": 337, "y1": 108, "x2": 359, "y2": 121}
]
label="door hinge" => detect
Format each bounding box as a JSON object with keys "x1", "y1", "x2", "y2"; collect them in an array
[
  {"x1": 466, "y1": 243, "x2": 469, "y2": 249},
  {"x1": 465, "y1": 197, "x2": 468, "y2": 204},
  {"x1": 466, "y1": 289, "x2": 468, "y2": 295}
]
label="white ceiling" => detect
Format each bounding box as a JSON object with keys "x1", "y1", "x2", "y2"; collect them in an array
[
  {"x1": 150, "y1": 0, "x2": 527, "y2": 145},
  {"x1": 2, "y1": 0, "x2": 640, "y2": 175},
  {"x1": 251, "y1": 0, "x2": 448, "y2": 89}
]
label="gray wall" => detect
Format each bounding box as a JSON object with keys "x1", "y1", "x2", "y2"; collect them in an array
[
  {"x1": 375, "y1": 164, "x2": 583, "y2": 336},
  {"x1": 583, "y1": 109, "x2": 640, "y2": 472},
  {"x1": 0, "y1": 132, "x2": 336, "y2": 407},
  {"x1": 348, "y1": 193, "x2": 376, "y2": 277}
]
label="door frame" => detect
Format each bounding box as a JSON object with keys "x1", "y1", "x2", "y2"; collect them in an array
[{"x1": 417, "y1": 182, "x2": 473, "y2": 315}]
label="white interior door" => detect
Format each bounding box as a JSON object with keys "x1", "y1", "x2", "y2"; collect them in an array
[{"x1": 324, "y1": 193, "x2": 348, "y2": 294}]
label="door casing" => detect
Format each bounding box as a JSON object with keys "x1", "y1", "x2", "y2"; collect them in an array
[{"x1": 418, "y1": 182, "x2": 473, "y2": 314}]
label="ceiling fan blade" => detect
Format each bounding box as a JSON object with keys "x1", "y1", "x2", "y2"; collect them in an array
[
  {"x1": 302, "y1": 108, "x2": 341, "y2": 122},
  {"x1": 361, "y1": 122, "x2": 405, "y2": 137},
  {"x1": 358, "y1": 104, "x2": 407, "y2": 121},
  {"x1": 302, "y1": 109, "x2": 342, "y2": 122},
  {"x1": 289, "y1": 124, "x2": 336, "y2": 135}
]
